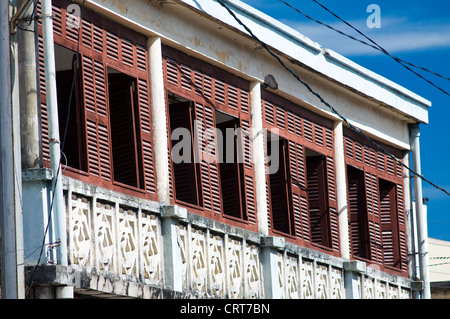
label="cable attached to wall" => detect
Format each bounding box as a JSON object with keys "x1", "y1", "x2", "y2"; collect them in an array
[{"x1": 216, "y1": 0, "x2": 450, "y2": 197}]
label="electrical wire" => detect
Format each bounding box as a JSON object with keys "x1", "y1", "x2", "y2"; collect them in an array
[
  {"x1": 283, "y1": 0, "x2": 450, "y2": 96},
  {"x1": 215, "y1": 0, "x2": 450, "y2": 197}
]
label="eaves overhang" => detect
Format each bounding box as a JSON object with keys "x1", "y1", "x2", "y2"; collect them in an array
[{"x1": 177, "y1": 0, "x2": 431, "y2": 124}]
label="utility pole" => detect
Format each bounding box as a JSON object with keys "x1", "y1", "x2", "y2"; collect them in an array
[
  {"x1": 0, "y1": 0, "x2": 25, "y2": 299},
  {"x1": 18, "y1": 0, "x2": 41, "y2": 170},
  {"x1": 411, "y1": 124, "x2": 430, "y2": 299},
  {"x1": 41, "y1": 0, "x2": 68, "y2": 266}
]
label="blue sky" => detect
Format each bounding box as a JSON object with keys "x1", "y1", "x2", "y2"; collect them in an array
[{"x1": 240, "y1": 0, "x2": 450, "y2": 241}]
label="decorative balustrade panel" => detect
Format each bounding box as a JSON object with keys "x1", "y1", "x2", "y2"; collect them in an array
[
  {"x1": 279, "y1": 254, "x2": 344, "y2": 299},
  {"x1": 177, "y1": 223, "x2": 263, "y2": 298},
  {"x1": 66, "y1": 186, "x2": 411, "y2": 299},
  {"x1": 359, "y1": 275, "x2": 411, "y2": 299},
  {"x1": 67, "y1": 191, "x2": 163, "y2": 286}
]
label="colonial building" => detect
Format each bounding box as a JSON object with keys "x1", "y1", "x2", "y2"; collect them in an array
[{"x1": 3, "y1": 0, "x2": 430, "y2": 299}]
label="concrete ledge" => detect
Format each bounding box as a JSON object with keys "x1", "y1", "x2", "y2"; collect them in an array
[
  {"x1": 25, "y1": 264, "x2": 72, "y2": 286},
  {"x1": 411, "y1": 281, "x2": 424, "y2": 291},
  {"x1": 343, "y1": 260, "x2": 367, "y2": 273},
  {"x1": 160, "y1": 205, "x2": 188, "y2": 220},
  {"x1": 22, "y1": 168, "x2": 53, "y2": 182},
  {"x1": 261, "y1": 236, "x2": 285, "y2": 249}
]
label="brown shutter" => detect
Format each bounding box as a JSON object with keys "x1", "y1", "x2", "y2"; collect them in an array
[
  {"x1": 38, "y1": 35, "x2": 50, "y2": 164},
  {"x1": 82, "y1": 56, "x2": 111, "y2": 180},
  {"x1": 306, "y1": 155, "x2": 330, "y2": 247},
  {"x1": 217, "y1": 119, "x2": 247, "y2": 220},
  {"x1": 379, "y1": 179, "x2": 401, "y2": 268},
  {"x1": 326, "y1": 156, "x2": 340, "y2": 251},
  {"x1": 365, "y1": 172, "x2": 383, "y2": 265},
  {"x1": 138, "y1": 78, "x2": 157, "y2": 195},
  {"x1": 288, "y1": 140, "x2": 309, "y2": 241},
  {"x1": 107, "y1": 73, "x2": 140, "y2": 187},
  {"x1": 196, "y1": 102, "x2": 222, "y2": 214},
  {"x1": 268, "y1": 138, "x2": 293, "y2": 235},
  {"x1": 168, "y1": 102, "x2": 202, "y2": 205},
  {"x1": 241, "y1": 119, "x2": 256, "y2": 224},
  {"x1": 347, "y1": 165, "x2": 370, "y2": 259},
  {"x1": 397, "y1": 183, "x2": 408, "y2": 271}
]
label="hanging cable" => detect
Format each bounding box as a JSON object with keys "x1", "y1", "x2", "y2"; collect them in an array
[
  {"x1": 216, "y1": 0, "x2": 450, "y2": 196},
  {"x1": 290, "y1": 0, "x2": 450, "y2": 96}
]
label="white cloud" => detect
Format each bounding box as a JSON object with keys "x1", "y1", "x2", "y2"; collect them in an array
[{"x1": 281, "y1": 16, "x2": 450, "y2": 56}]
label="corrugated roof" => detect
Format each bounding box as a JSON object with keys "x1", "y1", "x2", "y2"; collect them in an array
[{"x1": 429, "y1": 238, "x2": 450, "y2": 283}]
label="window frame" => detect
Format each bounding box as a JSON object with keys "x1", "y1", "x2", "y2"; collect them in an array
[
  {"x1": 162, "y1": 45, "x2": 257, "y2": 231},
  {"x1": 262, "y1": 89, "x2": 339, "y2": 256},
  {"x1": 38, "y1": 0, "x2": 157, "y2": 200},
  {"x1": 344, "y1": 127, "x2": 407, "y2": 275}
]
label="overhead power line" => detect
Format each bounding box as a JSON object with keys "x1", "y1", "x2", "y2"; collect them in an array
[
  {"x1": 215, "y1": 0, "x2": 450, "y2": 197},
  {"x1": 285, "y1": 0, "x2": 450, "y2": 96}
]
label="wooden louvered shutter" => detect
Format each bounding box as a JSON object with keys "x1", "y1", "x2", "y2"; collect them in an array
[
  {"x1": 217, "y1": 119, "x2": 246, "y2": 220},
  {"x1": 326, "y1": 156, "x2": 340, "y2": 251},
  {"x1": 108, "y1": 73, "x2": 140, "y2": 187},
  {"x1": 346, "y1": 165, "x2": 370, "y2": 259},
  {"x1": 136, "y1": 74, "x2": 157, "y2": 195},
  {"x1": 379, "y1": 179, "x2": 401, "y2": 268},
  {"x1": 168, "y1": 102, "x2": 201, "y2": 206},
  {"x1": 38, "y1": 43, "x2": 49, "y2": 163},
  {"x1": 196, "y1": 102, "x2": 222, "y2": 214},
  {"x1": 56, "y1": 57, "x2": 85, "y2": 170},
  {"x1": 288, "y1": 140, "x2": 309, "y2": 241},
  {"x1": 240, "y1": 119, "x2": 256, "y2": 224},
  {"x1": 268, "y1": 138, "x2": 293, "y2": 235},
  {"x1": 397, "y1": 183, "x2": 408, "y2": 271},
  {"x1": 365, "y1": 172, "x2": 383, "y2": 264},
  {"x1": 82, "y1": 56, "x2": 111, "y2": 180},
  {"x1": 306, "y1": 155, "x2": 330, "y2": 247}
]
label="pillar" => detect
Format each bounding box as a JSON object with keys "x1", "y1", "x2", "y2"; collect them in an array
[
  {"x1": 148, "y1": 36, "x2": 170, "y2": 205},
  {"x1": 261, "y1": 236, "x2": 285, "y2": 298},
  {"x1": 333, "y1": 121, "x2": 350, "y2": 260},
  {"x1": 250, "y1": 81, "x2": 269, "y2": 235}
]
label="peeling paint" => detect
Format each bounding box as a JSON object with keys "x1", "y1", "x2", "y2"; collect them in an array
[
  {"x1": 194, "y1": 36, "x2": 201, "y2": 47},
  {"x1": 110, "y1": 0, "x2": 128, "y2": 15},
  {"x1": 215, "y1": 49, "x2": 229, "y2": 64}
]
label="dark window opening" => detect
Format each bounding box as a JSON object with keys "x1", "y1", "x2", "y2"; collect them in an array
[
  {"x1": 168, "y1": 93, "x2": 202, "y2": 206},
  {"x1": 216, "y1": 110, "x2": 247, "y2": 221},
  {"x1": 107, "y1": 68, "x2": 143, "y2": 188},
  {"x1": 267, "y1": 133, "x2": 294, "y2": 235},
  {"x1": 379, "y1": 178, "x2": 401, "y2": 268},
  {"x1": 306, "y1": 149, "x2": 331, "y2": 248},
  {"x1": 347, "y1": 165, "x2": 370, "y2": 259},
  {"x1": 55, "y1": 44, "x2": 86, "y2": 171}
]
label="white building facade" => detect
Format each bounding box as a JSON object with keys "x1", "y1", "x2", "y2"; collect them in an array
[{"x1": 5, "y1": 0, "x2": 430, "y2": 299}]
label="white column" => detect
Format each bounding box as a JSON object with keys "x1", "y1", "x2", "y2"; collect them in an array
[
  {"x1": 410, "y1": 124, "x2": 430, "y2": 299},
  {"x1": 148, "y1": 36, "x2": 170, "y2": 205},
  {"x1": 250, "y1": 81, "x2": 269, "y2": 235},
  {"x1": 147, "y1": 36, "x2": 186, "y2": 293},
  {"x1": 333, "y1": 121, "x2": 350, "y2": 259},
  {"x1": 261, "y1": 236, "x2": 285, "y2": 298},
  {"x1": 42, "y1": 0, "x2": 67, "y2": 266}
]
